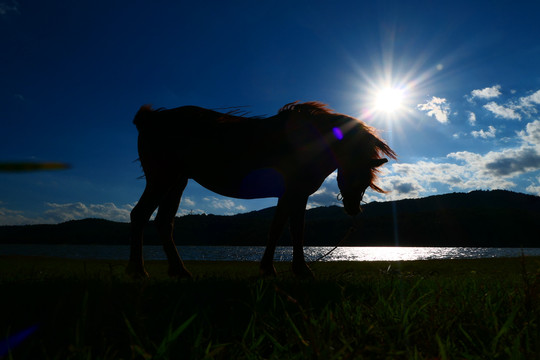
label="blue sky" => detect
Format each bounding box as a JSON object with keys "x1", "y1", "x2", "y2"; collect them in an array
[{"x1": 1, "y1": 0, "x2": 540, "y2": 225}]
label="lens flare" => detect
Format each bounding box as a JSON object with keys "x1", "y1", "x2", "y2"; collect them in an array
[
  {"x1": 0, "y1": 324, "x2": 39, "y2": 356},
  {"x1": 332, "y1": 127, "x2": 344, "y2": 140}
]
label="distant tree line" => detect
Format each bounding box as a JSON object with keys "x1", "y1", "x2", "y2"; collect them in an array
[{"x1": 1, "y1": 190, "x2": 539, "y2": 247}]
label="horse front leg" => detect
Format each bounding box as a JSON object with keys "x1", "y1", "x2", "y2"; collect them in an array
[
  {"x1": 260, "y1": 196, "x2": 290, "y2": 277},
  {"x1": 289, "y1": 197, "x2": 313, "y2": 278}
]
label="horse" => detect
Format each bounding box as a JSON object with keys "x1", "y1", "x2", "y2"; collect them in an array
[{"x1": 126, "y1": 101, "x2": 396, "y2": 278}]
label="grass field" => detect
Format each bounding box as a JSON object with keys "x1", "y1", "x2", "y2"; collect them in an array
[{"x1": 1, "y1": 255, "x2": 539, "y2": 359}]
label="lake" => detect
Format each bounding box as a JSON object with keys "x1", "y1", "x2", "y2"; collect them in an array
[{"x1": 1, "y1": 244, "x2": 539, "y2": 262}]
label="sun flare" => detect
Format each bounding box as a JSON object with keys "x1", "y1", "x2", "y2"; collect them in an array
[{"x1": 374, "y1": 87, "x2": 404, "y2": 113}]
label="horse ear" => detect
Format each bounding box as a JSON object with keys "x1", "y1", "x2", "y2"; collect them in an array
[{"x1": 370, "y1": 158, "x2": 388, "y2": 168}]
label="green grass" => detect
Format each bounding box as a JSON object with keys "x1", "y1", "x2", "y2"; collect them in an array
[{"x1": 1, "y1": 255, "x2": 539, "y2": 359}]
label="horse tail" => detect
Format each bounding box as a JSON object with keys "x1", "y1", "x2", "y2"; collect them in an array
[{"x1": 133, "y1": 105, "x2": 155, "y2": 132}]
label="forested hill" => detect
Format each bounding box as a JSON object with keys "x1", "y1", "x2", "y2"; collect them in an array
[{"x1": 1, "y1": 190, "x2": 539, "y2": 247}]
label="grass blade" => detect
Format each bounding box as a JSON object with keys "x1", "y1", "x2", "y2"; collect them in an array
[{"x1": 155, "y1": 314, "x2": 197, "y2": 358}]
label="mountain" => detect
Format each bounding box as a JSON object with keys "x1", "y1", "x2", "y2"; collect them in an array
[{"x1": 1, "y1": 190, "x2": 539, "y2": 247}]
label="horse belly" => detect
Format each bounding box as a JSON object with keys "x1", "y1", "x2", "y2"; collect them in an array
[{"x1": 193, "y1": 167, "x2": 286, "y2": 200}]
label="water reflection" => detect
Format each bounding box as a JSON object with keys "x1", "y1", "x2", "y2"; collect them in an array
[
  {"x1": 1, "y1": 244, "x2": 539, "y2": 261},
  {"x1": 303, "y1": 247, "x2": 523, "y2": 262}
]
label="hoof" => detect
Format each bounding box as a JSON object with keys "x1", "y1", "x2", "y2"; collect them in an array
[
  {"x1": 168, "y1": 266, "x2": 192, "y2": 279},
  {"x1": 292, "y1": 262, "x2": 314, "y2": 279},
  {"x1": 126, "y1": 263, "x2": 149, "y2": 279}
]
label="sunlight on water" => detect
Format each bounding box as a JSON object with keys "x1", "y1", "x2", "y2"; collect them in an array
[
  {"x1": 1, "y1": 245, "x2": 540, "y2": 261},
  {"x1": 302, "y1": 246, "x2": 522, "y2": 262}
]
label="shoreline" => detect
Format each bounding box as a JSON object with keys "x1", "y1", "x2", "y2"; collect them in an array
[{"x1": 2, "y1": 255, "x2": 539, "y2": 281}]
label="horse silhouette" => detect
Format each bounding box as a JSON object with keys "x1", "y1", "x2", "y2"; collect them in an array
[{"x1": 127, "y1": 101, "x2": 396, "y2": 278}]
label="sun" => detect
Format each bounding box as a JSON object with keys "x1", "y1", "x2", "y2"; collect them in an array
[{"x1": 374, "y1": 87, "x2": 404, "y2": 113}]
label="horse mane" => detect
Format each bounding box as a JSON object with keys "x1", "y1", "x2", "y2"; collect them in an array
[
  {"x1": 280, "y1": 101, "x2": 396, "y2": 157},
  {"x1": 278, "y1": 101, "x2": 335, "y2": 115},
  {"x1": 280, "y1": 101, "x2": 396, "y2": 193},
  {"x1": 133, "y1": 104, "x2": 262, "y2": 131},
  {"x1": 364, "y1": 131, "x2": 396, "y2": 193},
  {"x1": 135, "y1": 102, "x2": 331, "y2": 128}
]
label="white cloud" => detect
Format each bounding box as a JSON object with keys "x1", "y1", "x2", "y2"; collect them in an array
[
  {"x1": 468, "y1": 111, "x2": 477, "y2": 125},
  {"x1": 518, "y1": 120, "x2": 540, "y2": 145},
  {"x1": 519, "y1": 89, "x2": 540, "y2": 108},
  {"x1": 515, "y1": 89, "x2": 540, "y2": 117},
  {"x1": 182, "y1": 197, "x2": 196, "y2": 207},
  {"x1": 307, "y1": 186, "x2": 341, "y2": 209},
  {"x1": 471, "y1": 125, "x2": 496, "y2": 139},
  {"x1": 175, "y1": 208, "x2": 206, "y2": 216},
  {"x1": 176, "y1": 197, "x2": 208, "y2": 216},
  {"x1": 324, "y1": 171, "x2": 337, "y2": 183},
  {"x1": 308, "y1": 116, "x2": 540, "y2": 204},
  {"x1": 44, "y1": 202, "x2": 133, "y2": 223},
  {"x1": 0, "y1": 206, "x2": 42, "y2": 226},
  {"x1": 526, "y1": 178, "x2": 540, "y2": 196},
  {"x1": 386, "y1": 157, "x2": 514, "y2": 194},
  {"x1": 468, "y1": 88, "x2": 540, "y2": 119},
  {"x1": 470, "y1": 85, "x2": 502, "y2": 99},
  {"x1": 203, "y1": 196, "x2": 247, "y2": 212},
  {"x1": 483, "y1": 102, "x2": 521, "y2": 120},
  {"x1": 369, "y1": 120, "x2": 540, "y2": 200},
  {"x1": 455, "y1": 147, "x2": 540, "y2": 178},
  {"x1": 0, "y1": 201, "x2": 134, "y2": 225},
  {"x1": 390, "y1": 160, "x2": 486, "y2": 190},
  {"x1": 417, "y1": 96, "x2": 450, "y2": 124},
  {"x1": 386, "y1": 177, "x2": 425, "y2": 199}
]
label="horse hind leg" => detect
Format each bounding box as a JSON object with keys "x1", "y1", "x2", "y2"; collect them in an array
[
  {"x1": 127, "y1": 185, "x2": 162, "y2": 278},
  {"x1": 155, "y1": 178, "x2": 192, "y2": 278}
]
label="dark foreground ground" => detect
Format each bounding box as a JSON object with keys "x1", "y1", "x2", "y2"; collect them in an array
[{"x1": 1, "y1": 256, "x2": 539, "y2": 359}]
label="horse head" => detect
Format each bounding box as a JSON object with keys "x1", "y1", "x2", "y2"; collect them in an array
[
  {"x1": 337, "y1": 158, "x2": 388, "y2": 215},
  {"x1": 278, "y1": 101, "x2": 396, "y2": 215},
  {"x1": 332, "y1": 116, "x2": 396, "y2": 216}
]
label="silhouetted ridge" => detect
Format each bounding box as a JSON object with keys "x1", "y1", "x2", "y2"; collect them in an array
[{"x1": 0, "y1": 190, "x2": 538, "y2": 247}]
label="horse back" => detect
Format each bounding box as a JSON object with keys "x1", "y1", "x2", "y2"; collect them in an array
[{"x1": 135, "y1": 105, "x2": 289, "y2": 169}]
